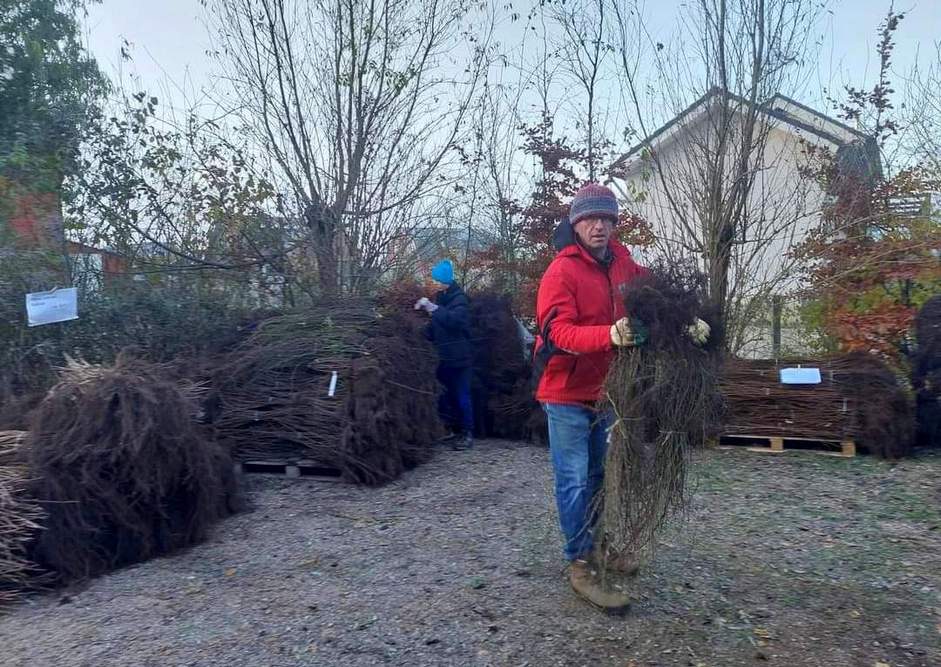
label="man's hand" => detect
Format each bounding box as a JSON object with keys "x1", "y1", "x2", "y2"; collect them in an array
[
  {"x1": 687, "y1": 317, "x2": 710, "y2": 345},
  {"x1": 414, "y1": 297, "x2": 438, "y2": 313},
  {"x1": 610, "y1": 317, "x2": 640, "y2": 347}
]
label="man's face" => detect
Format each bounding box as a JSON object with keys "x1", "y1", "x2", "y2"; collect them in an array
[{"x1": 573, "y1": 216, "x2": 614, "y2": 252}]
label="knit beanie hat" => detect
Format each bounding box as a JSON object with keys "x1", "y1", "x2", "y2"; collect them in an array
[
  {"x1": 569, "y1": 183, "x2": 619, "y2": 225},
  {"x1": 431, "y1": 258, "x2": 454, "y2": 284}
]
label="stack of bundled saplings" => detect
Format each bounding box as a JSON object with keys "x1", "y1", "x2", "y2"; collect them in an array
[
  {"x1": 468, "y1": 291, "x2": 546, "y2": 443},
  {"x1": 913, "y1": 295, "x2": 941, "y2": 448},
  {"x1": 840, "y1": 353, "x2": 915, "y2": 457},
  {"x1": 600, "y1": 264, "x2": 721, "y2": 564},
  {"x1": 0, "y1": 356, "x2": 239, "y2": 593},
  {"x1": 212, "y1": 298, "x2": 443, "y2": 485},
  {"x1": 721, "y1": 360, "x2": 852, "y2": 439},
  {"x1": 0, "y1": 431, "x2": 42, "y2": 609},
  {"x1": 344, "y1": 303, "x2": 444, "y2": 477},
  {"x1": 720, "y1": 353, "x2": 914, "y2": 458}
]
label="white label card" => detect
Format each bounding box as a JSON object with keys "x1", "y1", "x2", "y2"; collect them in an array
[
  {"x1": 26, "y1": 288, "x2": 79, "y2": 327},
  {"x1": 779, "y1": 367, "x2": 822, "y2": 385}
]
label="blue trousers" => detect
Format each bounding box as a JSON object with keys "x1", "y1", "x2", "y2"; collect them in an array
[
  {"x1": 543, "y1": 402, "x2": 610, "y2": 561},
  {"x1": 437, "y1": 365, "x2": 474, "y2": 436}
]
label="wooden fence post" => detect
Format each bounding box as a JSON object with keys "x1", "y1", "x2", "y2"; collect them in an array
[{"x1": 772, "y1": 295, "x2": 783, "y2": 358}]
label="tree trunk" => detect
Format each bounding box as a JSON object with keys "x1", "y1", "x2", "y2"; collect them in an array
[
  {"x1": 709, "y1": 218, "x2": 734, "y2": 351},
  {"x1": 304, "y1": 202, "x2": 339, "y2": 296}
]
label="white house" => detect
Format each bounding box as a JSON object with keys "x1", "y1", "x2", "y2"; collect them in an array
[{"x1": 610, "y1": 88, "x2": 881, "y2": 356}]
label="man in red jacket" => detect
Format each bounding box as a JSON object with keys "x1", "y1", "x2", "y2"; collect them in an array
[{"x1": 534, "y1": 182, "x2": 646, "y2": 611}]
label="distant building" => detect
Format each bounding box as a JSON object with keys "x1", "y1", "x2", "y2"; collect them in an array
[
  {"x1": 65, "y1": 241, "x2": 128, "y2": 291},
  {"x1": 611, "y1": 89, "x2": 881, "y2": 281},
  {"x1": 3, "y1": 189, "x2": 127, "y2": 291},
  {"x1": 610, "y1": 89, "x2": 883, "y2": 357},
  {"x1": 5, "y1": 190, "x2": 65, "y2": 249},
  {"x1": 388, "y1": 226, "x2": 496, "y2": 282}
]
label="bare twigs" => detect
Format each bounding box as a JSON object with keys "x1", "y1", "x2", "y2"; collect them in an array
[
  {"x1": 0, "y1": 433, "x2": 43, "y2": 610},
  {"x1": 24, "y1": 356, "x2": 239, "y2": 581},
  {"x1": 212, "y1": 299, "x2": 443, "y2": 484},
  {"x1": 600, "y1": 265, "x2": 720, "y2": 562}
]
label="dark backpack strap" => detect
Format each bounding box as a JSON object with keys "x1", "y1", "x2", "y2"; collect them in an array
[{"x1": 531, "y1": 307, "x2": 568, "y2": 392}]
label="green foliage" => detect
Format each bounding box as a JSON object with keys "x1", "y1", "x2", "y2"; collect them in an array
[
  {"x1": 0, "y1": 268, "x2": 257, "y2": 428},
  {"x1": 68, "y1": 94, "x2": 287, "y2": 290},
  {"x1": 796, "y1": 298, "x2": 841, "y2": 356},
  {"x1": 0, "y1": 0, "x2": 107, "y2": 199},
  {"x1": 4, "y1": 282, "x2": 250, "y2": 362}
]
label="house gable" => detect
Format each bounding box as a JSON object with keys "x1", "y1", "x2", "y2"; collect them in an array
[{"x1": 611, "y1": 88, "x2": 875, "y2": 180}]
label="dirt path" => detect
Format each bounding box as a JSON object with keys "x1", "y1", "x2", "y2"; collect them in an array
[{"x1": 2, "y1": 441, "x2": 939, "y2": 666}]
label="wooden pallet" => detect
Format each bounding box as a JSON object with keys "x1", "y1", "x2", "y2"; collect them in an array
[
  {"x1": 236, "y1": 459, "x2": 345, "y2": 481},
  {"x1": 716, "y1": 434, "x2": 856, "y2": 458}
]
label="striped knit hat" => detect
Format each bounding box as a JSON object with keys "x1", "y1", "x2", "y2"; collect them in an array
[{"x1": 569, "y1": 183, "x2": 618, "y2": 225}]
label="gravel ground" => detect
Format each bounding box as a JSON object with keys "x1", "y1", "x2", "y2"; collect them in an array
[{"x1": 1, "y1": 440, "x2": 939, "y2": 667}]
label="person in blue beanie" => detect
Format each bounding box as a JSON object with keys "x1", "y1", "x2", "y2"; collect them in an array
[{"x1": 414, "y1": 259, "x2": 474, "y2": 450}]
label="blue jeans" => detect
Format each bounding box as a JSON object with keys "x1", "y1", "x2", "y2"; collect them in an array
[
  {"x1": 437, "y1": 366, "x2": 474, "y2": 436},
  {"x1": 543, "y1": 402, "x2": 610, "y2": 561}
]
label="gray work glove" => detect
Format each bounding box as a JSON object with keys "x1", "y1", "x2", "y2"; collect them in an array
[
  {"x1": 610, "y1": 317, "x2": 641, "y2": 347},
  {"x1": 687, "y1": 318, "x2": 710, "y2": 345},
  {"x1": 414, "y1": 297, "x2": 439, "y2": 314}
]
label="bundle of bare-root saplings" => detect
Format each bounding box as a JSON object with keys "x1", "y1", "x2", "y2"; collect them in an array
[
  {"x1": 468, "y1": 291, "x2": 546, "y2": 443},
  {"x1": 913, "y1": 295, "x2": 941, "y2": 447},
  {"x1": 600, "y1": 265, "x2": 721, "y2": 566},
  {"x1": 212, "y1": 300, "x2": 442, "y2": 485},
  {"x1": 720, "y1": 352, "x2": 914, "y2": 458},
  {"x1": 18, "y1": 356, "x2": 239, "y2": 583}
]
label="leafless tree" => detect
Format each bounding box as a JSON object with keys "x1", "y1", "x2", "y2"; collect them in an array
[
  {"x1": 68, "y1": 83, "x2": 314, "y2": 305},
  {"x1": 550, "y1": 0, "x2": 615, "y2": 181},
  {"x1": 904, "y1": 42, "x2": 941, "y2": 177},
  {"x1": 607, "y1": 0, "x2": 831, "y2": 353},
  {"x1": 455, "y1": 25, "x2": 542, "y2": 289},
  {"x1": 209, "y1": 0, "x2": 490, "y2": 294}
]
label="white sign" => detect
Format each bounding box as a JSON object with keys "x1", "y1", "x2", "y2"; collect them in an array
[
  {"x1": 26, "y1": 288, "x2": 79, "y2": 327},
  {"x1": 779, "y1": 367, "x2": 822, "y2": 385}
]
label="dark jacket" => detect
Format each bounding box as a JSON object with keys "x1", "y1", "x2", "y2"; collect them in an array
[
  {"x1": 534, "y1": 219, "x2": 647, "y2": 404},
  {"x1": 430, "y1": 282, "x2": 472, "y2": 368}
]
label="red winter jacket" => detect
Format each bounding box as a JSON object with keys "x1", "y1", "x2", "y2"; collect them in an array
[{"x1": 534, "y1": 231, "x2": 647, "y2": 405}]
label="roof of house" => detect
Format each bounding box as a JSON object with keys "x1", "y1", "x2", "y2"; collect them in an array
[
  {"x1": 410, "y1": 226, "x2": 496, "y2": 263},
  {"x1": 66, "y1": 241, "x2": 124, "y2": 257},
  {"x1": 611, "y1": 87, "x2": 873, "y2": 176}
]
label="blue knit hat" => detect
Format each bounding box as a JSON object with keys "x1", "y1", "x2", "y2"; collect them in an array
[
  {"x1": 431, "y1": 259, "x2": 454, "y2": 284},
  {"x1": 569, "y1": 183, "x2": 618, "y2": 225}
]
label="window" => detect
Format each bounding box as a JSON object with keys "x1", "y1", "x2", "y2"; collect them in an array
[{"x1": 70, "y1": 253, "x2": 103, "y2": 293}]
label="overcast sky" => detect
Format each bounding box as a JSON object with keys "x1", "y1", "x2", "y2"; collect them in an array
[{"x1": 82, "y1": 0, "x2": 941, "y2": 119}]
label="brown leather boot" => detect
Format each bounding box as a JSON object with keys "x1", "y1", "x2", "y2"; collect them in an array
[
  {"x1": 568, "y1": 559, "x2": 631, "y2": 613},
  {"x1": 591, "y1": 549, "x2": 641, "y2": 577}
]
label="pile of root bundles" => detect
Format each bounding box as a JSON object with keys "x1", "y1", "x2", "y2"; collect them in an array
[
  {"x1": 344, "y1": 306, "x2": 444, "y2": 478},
  {"x1": 720, "y1": 353, "x2": 914, "y2": 458},
  {"x1": 212, "y1": 299, "x2": 442, "y2": 485},
  {"x1": 913, "y1": 295, "x2": 941, "y2": 448},
  {"x1": 600, "y1": 265, "x2": 720, "y2": 562},
  {"x1": 0, "y1": 431, "x2": 27, "y2": 466},
  {"x1": 841, "y1": 353, "x2": 915, "y2": 457},
  {"x1": 0, "y1": 431, "x2": 42, "y2": 609},
  {"x1": 23, "y1": 356, "x2": 239, "y2": 582},
  {"x1": 468, "y1": 291, "x2": 546, "y2": 443}
]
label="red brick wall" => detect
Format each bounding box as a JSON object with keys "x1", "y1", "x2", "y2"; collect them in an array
[{"x1": 8, "y1": 191, "x2": 64, "y2": 248}]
